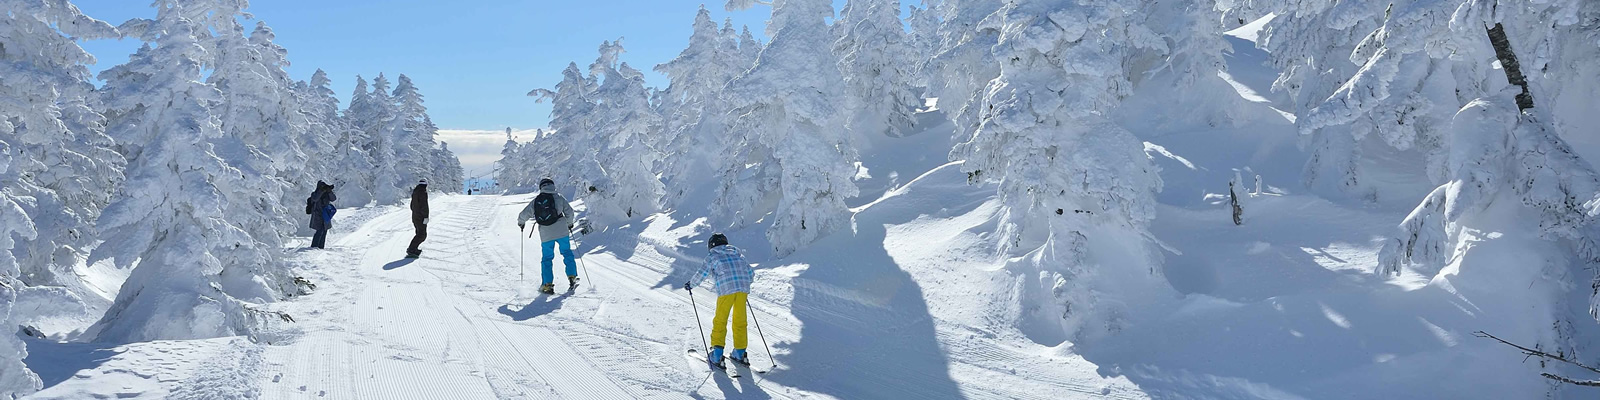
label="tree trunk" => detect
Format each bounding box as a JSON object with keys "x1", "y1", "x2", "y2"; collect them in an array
[
  {"x1": 1486, "y1": 23, "x2": 1535, "y2": 111},
  {"x1": 1230, "y1": 182, "x2": 1243, "y2": 226}
]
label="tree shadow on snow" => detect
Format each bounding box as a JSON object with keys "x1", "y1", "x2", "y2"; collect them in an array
[
  {"x1": 761, "y1": 209, "x2": 970, "y2": 398},
  {"x1": 496, "y1": 295, "x2": 567, "y2": 322},
  {"x1": 382, "y1": 258, "x2": 417, "y2": 271},
  {"x1": 21, "y1": 339, "x2": 124, "y2": 388}
]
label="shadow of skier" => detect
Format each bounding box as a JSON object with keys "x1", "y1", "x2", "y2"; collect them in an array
[
  {"x1": 382, "y1": 258, "x2": 417, "y2": 270},
  {"x1": 708, "y1": 373, "x2": 772, "y2": 400},
  {"x1": 496, "y1": 295, "x2": 567, "y2": 322}
]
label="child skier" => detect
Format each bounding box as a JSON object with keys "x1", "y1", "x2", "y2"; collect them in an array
[{"x1": 684, "y1": 233, "x2": 754, "y2": 368}]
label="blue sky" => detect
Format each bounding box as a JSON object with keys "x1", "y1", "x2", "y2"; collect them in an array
[{"x1": 71, "y1": 0, "x2": 859, "y2": 176}]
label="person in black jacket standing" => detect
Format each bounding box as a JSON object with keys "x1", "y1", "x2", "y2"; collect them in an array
[
  {"x1": 406, "y1": 179, "x2": 430, "y2": 258},
  {"x1": 307, "y1": 181, "x2": 337, "y2": 249}
]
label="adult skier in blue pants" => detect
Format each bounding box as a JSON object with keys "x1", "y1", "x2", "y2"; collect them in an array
[{"x1": 518, "y1": 178, "x2": 578, "y2": 294}]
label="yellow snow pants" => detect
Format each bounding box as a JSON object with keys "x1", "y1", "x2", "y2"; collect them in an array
[{"x1": 710, "y1": 292, "x2": 748, "y2": 350}]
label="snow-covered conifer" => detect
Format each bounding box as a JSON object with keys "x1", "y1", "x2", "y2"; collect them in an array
[
  {"x1": 391, "y1": 74, "x2": 444, "y2": 189},
  {"x1": 299, "y1": 69, "x2": 376, "y2": 205},
  {"x1": 737, "y1": 25, "x2": 763, "y2": 65},
  {"x1": 723, "y1": 0, "x2": 860, "y2": 256},
  {"x1": 905, "y1": 1, "x2": 942, "y2": 88},
  {"x1": 364, "y1": 73, "x2": 402, "y2": 204},
  {"x1": 89, "y1": 3, "x2": 274, "y2": 342},
  {"x1": 950, "y1": 0, "x2": 1172, "y2": 342},
  {"x1": 432, "y1": 140, "x2": 464, "y2": 194},
  {"x1": 656, "y1": 8, "x2": 745, "y2": 207},
  {"x1": 0, "y1": 0, "x2": 124, "y2": 291},
  {"x1": 206, "y1": 18, "x2": 305, "y2": 300},
  {"x1": 530, "y1": 62, "x2": 602, "y2": 197},
  {"x1": 339, "y1": 76, "x2": 382, "y2": 205},
  {"x1": 0, "y1": 141, "x2": 43, "y2": 398},
  {"x1": 922, "y1": 0, "x2": 1001, "y2": 135},
  {"x1": 835, "y1": 0, "x2": 921, "y2": 139},
  {"x1": 589, "y1": 57, "x2": 665, "y2": 222},
  {"x1": 495, "y1": 128, "x2": 525, "y2": 192}
]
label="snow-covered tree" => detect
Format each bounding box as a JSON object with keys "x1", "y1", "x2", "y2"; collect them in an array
[
  {"x1": 1359, "y1": 0, "x2": 1599, "y2": 280},
  {"x1": 737, "y1": 24, "x2": 763, "y2": 65},
  {"x1": 339, "y1": 76, "x2": 382, "y2": 205},
  {"x1": 589, "y1": 57, "x2": 665, "y2": 222},
  {"x1": 431, "y1": 140, "x2": 464, "y2": 194},
  {"x1": 1247, "y1": 0, "x2": 1411, "y2": 200},
  {"x1": 904, "y1": 1, "x2": 942, "y2": 88},
  {"x1": 951, "y1": 0, "x2": 1175, "y2": 342},
  {"x1": 834, "y1": 0, "x2": 921, "y2": 139},
  {"x1": 211, "y1": 20, "x2": 307, "y2": 182},
  {"x1": 656, "y1": 7, "x2": 747, "y2": 207},
  {"x1": 297, "y1": 69, "x2": 375, "y2": 205},
  {"x1": 391, "y1": 74, "x2": 434, "y2": 187},
  {"x1": 205, "y1": 17, "x2": 304, "y2": 301},
  {"x1": 0, "y1": 0, "x2": 124, "y2": 292},
  {"x1": 88, "y1": 3, "x2": 276, "y2": 342},
  {"x1": 921, "y1": 0, "x2": 1001, "y2": 136},
  {"x1": 530, "y1": 62, "x2": 602, "y2": 198},
  {"x1": 495, "y1": 128, "x2": 528, "y2": 192},
  {"x1": 723, "y1": 0, "x2": 860, "y2": 256},
  {"x1": 0, "y1": 139, "x2": 42, "y2": 398},
  {"x1": 361, "y1": 73, "x2": 403, "y2": 204}
]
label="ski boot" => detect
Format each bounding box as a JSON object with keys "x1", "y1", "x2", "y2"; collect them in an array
[
  {"x1": 568, "y1": 275, "x2": 581, "y2": 291},
  {"x1": 403, "y1": 250, "x2": 421, "y2": 259},
  {"x1": 728, "y1": 349, "x2": 749, "y2": 366},
  {"x1": 538, "y1": 283, "x2": 556, "y2": 295},
  {"x1": 707, "y1": 346, "x2": 726, "y2": 369}
]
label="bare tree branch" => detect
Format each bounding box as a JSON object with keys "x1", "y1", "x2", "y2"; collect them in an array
[
  {"x1": 1542, "y1": 373, "x2": 1600, "y2": 387},
  {"x1": 1475, "y1": 330, "x2": 1600, "y2": 387}
]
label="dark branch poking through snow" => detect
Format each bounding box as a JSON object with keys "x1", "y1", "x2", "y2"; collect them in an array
[{"x1": 1475, "y1": 331, "x2": 1600, "y2": 387}]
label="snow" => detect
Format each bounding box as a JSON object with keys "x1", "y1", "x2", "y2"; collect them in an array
[
  {"x1": 11, "y1": 0, "x2": 1600, "y2": 398},
  {"x1": 22, "y1": 111, "x2": 1600, "y2": 398}
]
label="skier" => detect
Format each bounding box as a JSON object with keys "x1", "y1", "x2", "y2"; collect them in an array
[
  {"x1": 517, "y1": 178, "x2": 578, "y2": 294},
  {"x1": 306, "y1": 181, "x2": 337, "y2": 249},
  {"x1": 406, "y1": 179, "x2": 430, "y2": 258},
  {"x1": 684, "y1": 233, "x2": 754, "y2": 368}
]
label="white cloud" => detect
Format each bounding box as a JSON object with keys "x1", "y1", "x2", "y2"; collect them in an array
[{"x1": 436, "y1": 128, "x2": 544, "y2": 177}]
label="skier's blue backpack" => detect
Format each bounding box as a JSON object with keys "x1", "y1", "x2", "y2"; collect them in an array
[{"x1": 322, "y1": 204, "x2": 336, "y2": 223}]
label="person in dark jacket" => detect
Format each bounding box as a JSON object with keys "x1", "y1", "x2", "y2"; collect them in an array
[
  {"x1": 307, "y1": 181, "x2": 337, "y2": 249},
  {"x1": 406, "y1": 179, "x2": 430, "y2": 257}
]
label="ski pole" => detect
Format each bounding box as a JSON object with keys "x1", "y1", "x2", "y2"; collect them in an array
[
  {"x1": 747, "y1": 297, "x2": 777, "y2": 371},
  {"x1": 578, "y1": 256, "x2": 592, "y2": 290},
  {"x1": 688, "y1": 287, "x2": 709, "y2": 355},
  {"x1": 519, "y1": 225, "x2": 525, "y2": 282}
]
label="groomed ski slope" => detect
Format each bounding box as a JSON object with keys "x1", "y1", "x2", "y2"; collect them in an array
[{"x1": 28, "y1": 186, "x2": 1144, "y2": 399}]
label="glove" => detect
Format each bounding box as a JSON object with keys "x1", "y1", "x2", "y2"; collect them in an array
[
  {"x1": 518, "y1": 224, "x2": 525, "y2": 231},
  {"x1": 683, "y1": 282, "x2": 692, "y2": 291}
]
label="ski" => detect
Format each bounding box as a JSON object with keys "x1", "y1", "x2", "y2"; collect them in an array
[
  {"x1": 730, "y1": 357, "x2": 769, "y2": 374},
  {"x1": 686, "y1": 349, "x2": 740, "y2": 378}
]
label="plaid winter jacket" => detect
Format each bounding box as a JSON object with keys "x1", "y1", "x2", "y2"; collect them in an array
[{"x1": 693, "y1": 245, "x2": 754, "y2": 296}]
